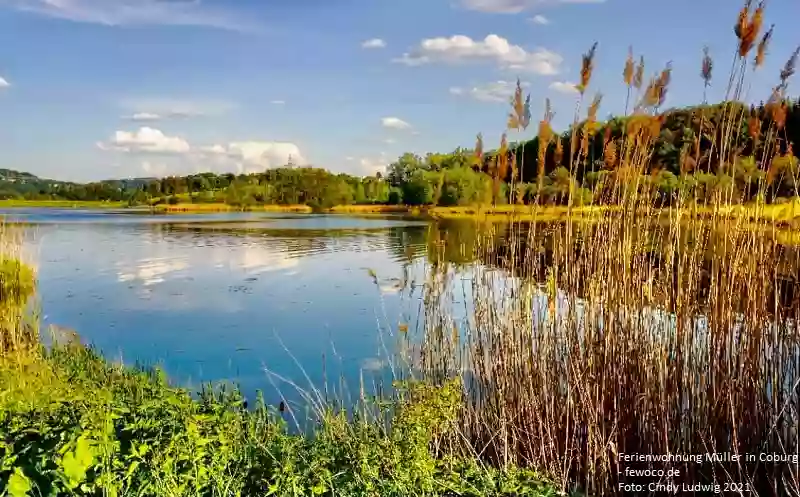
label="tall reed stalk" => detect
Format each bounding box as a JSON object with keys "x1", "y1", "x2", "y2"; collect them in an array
[{"x1": 405, "y1": 2, "x2": 800, "y2": 494}]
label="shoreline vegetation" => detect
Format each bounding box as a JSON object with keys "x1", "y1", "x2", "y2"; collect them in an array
[
  {"x1": 2, "y1": 1, "x2": 800, "y2": 495},
  {"x1": 0, "y1": 225, "x2": 558, "y2": 496},
  {"x1": 2, "y1": 197, "x2": 799, "y2": 227}
]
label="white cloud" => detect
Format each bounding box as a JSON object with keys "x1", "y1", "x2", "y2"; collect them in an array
[
  {"x1": 357, "y1": 154, "x2": 389, "y2": 177},
  {"x1": 342, "y1": 153, "x2": 390, "y2": 176},
  {"x1": 0, "y1": 76, "x2": 9, "y2": 88},
  {"x1": 549, "y1": 81, "x2": 579, "y2": 94},
  {"x1": 381, "y1": 117, "x2": 412, "y2": 130},
  {"x1": 127, "y1": 112, "x2": 162, "y2": 122},
  {"x1": 362, "y1": 38, "x2": 386, "y2": 49},
  {"x1": 530, "y1": 14, "x2": 550, "y2": 24},
  {"x1": 97, "y1": 127, "x2": 191, "y2": 154},
  {"x1": 201, "y1": 144, "x2": 228, "y2": 155},
  {"x1": 461, "y1": 0, "x2": 605, "y2": 13},
  {"x1": 6, "y1": 0, "x2": 255, "y2": 31},
  {"x1": 141, "y1": 160, "x2": 169, "y2": 177},
  {"x1": 393, "y1": 34, "x2": 562, "y2": 75},
  {"x1": 203, "y1": 141, "x2": 305, "y2": 169},
  {"x1": 100, "y1": 127, "x2": 305, "y2": 175},
  {"x1": 270, "y1": 100, "x2": 285, "y2": 105},
  {"x1": 119, "y1": 97, "x2": 235, "y2": 120},
  {"x1": 449, "y1": 80, "x2": 529, "y2": 103}
]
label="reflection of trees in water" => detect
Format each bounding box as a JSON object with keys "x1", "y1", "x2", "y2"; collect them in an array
[
  {"x1": 151, "y1": 222, "x2": 432, "y2": 263},
  {"x1": 144, "y1": 220, "x2": 800, "y2": 311},
  {"x1": 453, "y1": 220, "x2": 800, "y2": 312}
]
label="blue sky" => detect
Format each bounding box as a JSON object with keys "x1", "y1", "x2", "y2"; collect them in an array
[{"x1": 0, "y1": 0, "x2": 798, "y2": 181}]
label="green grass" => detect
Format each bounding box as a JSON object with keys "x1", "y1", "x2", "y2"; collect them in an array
[
  {"x1": 0, "y1": 200, "x2": 127, "y2": 209},
  {"x1": 0, "y1": 237, "x2": 556, "y2": 497},
  {"x1": 0, "y1": 345, "x2": 557, "y2": 497}
]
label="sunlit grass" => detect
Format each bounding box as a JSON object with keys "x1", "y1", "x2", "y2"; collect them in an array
[
  {"x1": 0, "y1": 199, "x2": 126, "y2": 209},
  {"x1": 152, "y1": 203, "x2": 313, "y2": 213}
]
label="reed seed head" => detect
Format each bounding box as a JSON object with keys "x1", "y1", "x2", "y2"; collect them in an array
[
  {"x1": 474, "y1": 133, "x2": 484, "y2": 168},
  {"x1": 643, "y1": 63, "x2": 672, "y2": 108},
  {"x1": 773, "y1": 102, "x2": 787, "y2": 130},
  {"x1": 587, "y1": 93, "x2": 602, "y2": 123},
  {"x1": 779, "y1": 46, "x2": 799, "y2": 89},
  {"x1": 577, "y1": 42, "x2": 598, "y2": 95},
  {"x1": 624, "y1": 47, "x2": 635, "y2": 87},
  {"x1": 579, "y1": 94, "x2": 602, "y2": 157},
  {"x1": 554, "y1": 137, "x2": 564, "y2": 165},
  {"x1": 755, "y1": 24, "x2": 773, "y2": 68},
  {"x1": 738, "y1": 1, "x2": 765, "y2": 58},
  {"x1": 497, "y1": 133, "x2": 509, "y2": 179},
  {"x1": 634, "y1": 56, "x2": 645, "y2": 90},
  {"x1": 701, "y1": 46, "x2": 713, "y2": 87},
  {"x1": 602, "y1": 127, "x2": 617, "y2": 169},
  {"x1": 522, "y1": 94, "x2": 532, "y2": 130},
  {"x1": 734, "y1": 0, "x2": 753, "y2": 40},
  {"x1": 657, "y1": 63, "x2": 672, "y2": 107},
  {"x1": 537, "y1": 98, "x2": 555, "y2": 145},
  {"x1": 507, "y1": 78, "x2": 530, "y2": 131}
]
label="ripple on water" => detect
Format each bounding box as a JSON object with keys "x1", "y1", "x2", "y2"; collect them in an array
[{"x1": 20, "y1": 208, "x2": 435, "y2": 403}]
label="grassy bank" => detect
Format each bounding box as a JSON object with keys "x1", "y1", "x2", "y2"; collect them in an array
[
  {"x1": 0, "y1": 200, "x2": 127, "y2": 209},
  {"x1": 0, "y1": 345, "x2": 555, "y2": 497},
  {"x1": 0, "y1": 223, "x2": 556, "y2": 497},
  {"x1": 151, "y1": 203, "x2": 313, "y2": 213},
  {"x1": 427, "y1": 200, "x2": 800, "y2": 224},
  {"x1": 4, "y1": 198, "x2": 799, "y2": 229},
  {"x1": 151, "y1": 200, "x2": 800, "y2": 228}
]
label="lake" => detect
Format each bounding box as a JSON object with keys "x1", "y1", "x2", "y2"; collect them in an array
[
  {"x1": 6, "y1": 207, "x2": 798, "y2": 407},
  {"x1": 3, "y1": 208, "x2": 448, "y2": 408},
  {"x1": 4, "y1": 207, "x2": 799, "y2": 494}
]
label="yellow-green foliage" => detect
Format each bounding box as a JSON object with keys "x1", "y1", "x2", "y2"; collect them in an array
[
  {"x1": 0, "y1": 200, "x2": 125, "y2": 209},
  {"x1": 0, "y1": 258, "x2": 35, "y2": 306},
  {"x1": 0, "y1": 255, "x2": 36, "y2": 350},
  {"x1": 0, "y1": 345, "x2": 555, "y2": 497}
]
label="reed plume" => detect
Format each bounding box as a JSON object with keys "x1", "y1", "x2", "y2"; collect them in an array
[
  {"x1": 577, "y1": 42, "x2": 598, "y2": 95},
  {"x1": 474, "y1": 133, "x2": 484, "y2": 170},
  {"x1": 702, "y1": 46, "x2": 713, "y2": 89},
  {"x1": 755, "y1": 24, "x2": 774, "y2": 68},
  {"x1": 633, "y1": 56, "x2": 645, "y2": 90}
]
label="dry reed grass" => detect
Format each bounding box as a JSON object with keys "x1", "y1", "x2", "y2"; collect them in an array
[
  {"x1": 327, "y1": 204, "x2": 416, "y2": 214},
  {"x1": 0, "y1": 220, "x2": 37, "y2": 353},
  {"x1": 152, "y1": 203, "x2": 313, "y2": 213},
  {"x1": 403, "y1": 3, "x2": 800, "y2": 495}
]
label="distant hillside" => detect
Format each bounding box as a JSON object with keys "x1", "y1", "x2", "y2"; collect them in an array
[
  {"x1": 0, "y1": 168, "x2": 159, "y2": 202},
  {"x1": 100, "y1": 177, "x2": 158, "y2": 190},
  {"x1": 0, "y1": 168, "x2": 41, "y2": 182}
]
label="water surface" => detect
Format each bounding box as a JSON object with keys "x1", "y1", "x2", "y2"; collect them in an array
[{"x1": 5, "y1": 209, "x2": 433, "y2": 407}]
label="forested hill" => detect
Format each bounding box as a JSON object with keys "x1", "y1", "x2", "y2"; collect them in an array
[
  {"x1": 0, "y1": 169, "x2": 160, "y2": 203},
  {"x1": 2, "y1": 98, "x2": 800, "y2": 208},
  {"x1": 0, "y1": 169, "x2": 38, "y2": 181}
]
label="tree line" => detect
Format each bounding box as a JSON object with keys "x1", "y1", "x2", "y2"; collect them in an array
[{"x1": 2, "y1": 98, "x2": 799, "y2": 208}]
